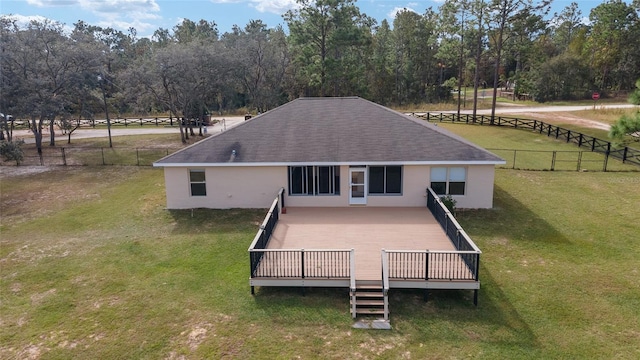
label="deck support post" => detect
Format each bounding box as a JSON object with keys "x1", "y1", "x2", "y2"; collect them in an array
[
  {"x1": 424, "y1": 289, "x2": 429, "y2": 303},
  {"x1": 302, "y1": 287, "x2": 306, "y2": 297},
  {"x1": 473, "y1": 289, "x2": 478, "y2": 306},
  {"x1": 251, "y1": 286, "x2": 255, "y2": 295}
]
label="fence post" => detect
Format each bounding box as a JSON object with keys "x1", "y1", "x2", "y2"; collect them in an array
[
  {"x1": 555, "y1": 127, "x2": 560, "y2": 139},
  {"x1": 577, "y1": 151, "x2": 582, "y2": 171},
  {"x1": 551, "y1": 151, "x2": 556, "y2": 171},
  {"x1": 512, "y1": 150, "x2": 517, "y2": 169},
  {"x1": 603, "y1": 143, "x2": 611, "y2": 172},
  {"x1": 566, "y1": 130, "x2": 571, "y2": 143},
  {"x1": 623, "y1": 147, "x2": 628, "y2": 163},
  {"x1": 140, "y1": 118, "x2": 143, "y2": 126},
  {"x1": 578, "y1": 134, "x2": 583, "y2": 147},
  {"x1": 301, "y1": 249, "x2": 305, "y2": 279},
  {"x1": 62, "y1": 147, "x2": 66, "y2": 166}
]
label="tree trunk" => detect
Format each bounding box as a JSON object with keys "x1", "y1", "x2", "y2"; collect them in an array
[
  {"x1": 490, "y1": 19, "x2": 506, "y2": 125},
  {"x1": 49, "y1": 116, "x2": 56, "y2": 146},
  {"x1": 31, "y1": 115, "x2": 43, "y2": 154},
  {"x1": 472, "y1": 4, "x2": 484, "y2": 123}
]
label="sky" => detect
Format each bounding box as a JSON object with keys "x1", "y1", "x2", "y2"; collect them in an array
[{"x1": 1, "y1": 0, "x2": 608, "y2": 38}]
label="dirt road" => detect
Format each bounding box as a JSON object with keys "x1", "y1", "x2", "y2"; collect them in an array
[
  {"x1": 9, "y1": 104, "x2": 638, "y2": 143},
  {"x1": 10, "y1": 116, "x2": 246, "y2": 144}
]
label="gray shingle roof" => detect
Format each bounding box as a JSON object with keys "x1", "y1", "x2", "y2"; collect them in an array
[{"x1": 155, "y1": 97, "x2": 503, "y2": 165}]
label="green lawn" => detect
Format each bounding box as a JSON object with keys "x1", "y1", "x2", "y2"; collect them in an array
[
  {"x1": 1, "y1": 164, "x2": 639, "y2": 359},
  {"x1": 435, "y1": 122, "x2": 639, "y2": 172},
  {"x1": 2, "y1": 122, "x2": 640, "y2": 359}
]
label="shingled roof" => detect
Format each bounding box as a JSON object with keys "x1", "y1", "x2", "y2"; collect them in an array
[{"x1": 155, "y1": 97, "x2": 503, "y2": 166}]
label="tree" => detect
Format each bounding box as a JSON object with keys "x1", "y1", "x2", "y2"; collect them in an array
[
  {"x1": 550, "y1": 2, "x2": 584, "y2": 53},
  {"x1": 285, "y1": 0, "x2": 374, "y2": 97},
  {"x1": 392, "y1": 9, "x2": 439, "y2": 104},
  {"x1": 0, "y1": 139, "x2": 25, "y2": 165},
  {"x1": 487, "y1": 0, "x2": 549, "y2": 122},
  {"x1": 369, "y1": 19, "x2": 395, "y2": 104},
  {"x1": 531, "y1": 52, "x2": 590, "y2": 102},
  {"x1": 585, "y1": 0, "x2": 639, "y2": 92},
  {"x1": 609, "y1": 112, "x2": 640, "y2": 143},
  {"x1": 629, "y1": 79, "x2": 640, "y2": 105},
  {"x1": 223, "y1": 21, "x2": 290, "y2": 112}
]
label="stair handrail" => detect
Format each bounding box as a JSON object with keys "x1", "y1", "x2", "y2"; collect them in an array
[
  {"x1": 381, "y1": 249, "x2": 390, "y2": 321},
  {"x1": 350, "y1": 248, "x2": 356, "y2": 318}
]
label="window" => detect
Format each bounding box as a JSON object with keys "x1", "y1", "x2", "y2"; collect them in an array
[
  {"x1": 289, "y1": 166, "x2": 340, "y2": 195},
  {"x1": 189, "y1": 169, "x2": 207, "y2": 196},
  {"x1": 369, "y1": 166, "x2": 402, "y2": 195},
  {"x1": 430, "y1": 167, "x2": 466, "y2": 195}
]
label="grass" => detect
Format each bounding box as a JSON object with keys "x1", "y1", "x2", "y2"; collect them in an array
[
  {"x1": 435, "y1": 122, "x2": 639, "y2": 172},
  {"x1": 1, "y1": 123, "x2": 639, "y2": 358},
  {"x1": 2, "y1": 166, "x2": 639, "y2": 359},
  {"x1": 568, "y1": 107, "x2": 639, "y2": 125}
]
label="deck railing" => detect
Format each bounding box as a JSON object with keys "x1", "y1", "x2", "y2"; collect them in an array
[
  {"x1": 423, "y1": 188, "x2": 481, "y2": 280},
  {"x1": 386, "y1": 250, "x2": 479, "y2": 281},
  {"x1": 248, "y1": 189, "x2": 283, "y2": 279},
  {"x1": 250, "y1": 249, "x2": 353, "y2": 278}
]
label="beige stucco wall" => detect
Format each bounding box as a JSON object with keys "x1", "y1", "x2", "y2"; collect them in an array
[
  {"x1": 162, "y1": 164, "x2": 496, "y2": 209},
  {"x1": 163, "y1": 166, "x2": 285, "y2": 209},
  {"x1": 449, "y1": 164, "x2": 496, "y2": 209}
]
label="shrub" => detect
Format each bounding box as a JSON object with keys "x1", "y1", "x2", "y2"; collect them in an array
[{"x1": 0, "y1": 139, "x2": 25, "y2": 165}]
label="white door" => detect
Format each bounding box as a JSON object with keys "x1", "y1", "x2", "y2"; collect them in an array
[{"x1": 349, "y1": 168, "x2": 367, "y2": 205}]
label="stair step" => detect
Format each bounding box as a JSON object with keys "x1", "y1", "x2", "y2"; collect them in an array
[
  {"x1": 355, "y1": 285, "x2": 382, "y2": 290},
  {"x1": 351, "y1": 299, "x2": 384, "y2": 306},
  {"x1": 354, "y1": 291, "x2": 383, "y2": 297},
  {"x1": 353, "y1": 309, "x2": 386, "y2": 315}
]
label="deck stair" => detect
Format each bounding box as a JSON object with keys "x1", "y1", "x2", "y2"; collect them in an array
[{"x1": 350, "y1": 280, "x2": 388, "y2": 319}]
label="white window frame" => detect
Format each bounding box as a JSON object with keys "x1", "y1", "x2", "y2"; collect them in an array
[
  {"x1": 189, "y1": 169, "x2": 207, "y2": 197},
  {"x1": 430, "y1": 167, "x2": 466, "y2": 195}
]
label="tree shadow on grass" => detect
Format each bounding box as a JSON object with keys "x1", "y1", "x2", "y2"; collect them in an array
[
  {"x1": 456, "y1": 185, "x2": 571, "y2": 246},
  {"x1": 167, "y1": 208, "x2": 266, "y2": 235},
  {"x1": 250, "y1": 286, "x2": 351, "y2": 323},
  {"x1": 389, "y1": 267, "x2": 540, "y2": 353}
]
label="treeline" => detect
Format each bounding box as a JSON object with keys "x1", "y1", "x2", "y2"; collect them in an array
[{"x1": 1, "y1": 0, "x2": 639, "y2": 149}]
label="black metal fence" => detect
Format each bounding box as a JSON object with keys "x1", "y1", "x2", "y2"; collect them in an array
[
  {"x1": 426, "y1": 188, "x2": 480, "y2": 280},
  {"x1": 3, "y1": 147, "x2": 180, "y2": 166},
  {"x1": 412, "y1": 112, "x2": 640, "y2": 169}
]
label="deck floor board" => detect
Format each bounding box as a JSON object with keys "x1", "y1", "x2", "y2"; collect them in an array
[{"x1": 265, "y1": 207, "x2": 457, "y2": 281}]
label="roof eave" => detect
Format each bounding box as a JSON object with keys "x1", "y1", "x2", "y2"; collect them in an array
[{"x1": 153, "y1": 160, "x2": 506, "y2": 167}]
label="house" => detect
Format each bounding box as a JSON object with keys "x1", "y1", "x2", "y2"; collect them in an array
[
  {"x1": 154, "y1": 97, "x2": 505, "y2": 321},
  {"x1": 153, "y1": 97, "x2": 504, "y2": 209}
]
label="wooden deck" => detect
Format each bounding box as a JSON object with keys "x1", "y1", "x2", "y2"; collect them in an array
[{"x1": 265, "y1": 207, "x2": 455, "y2": 280}]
